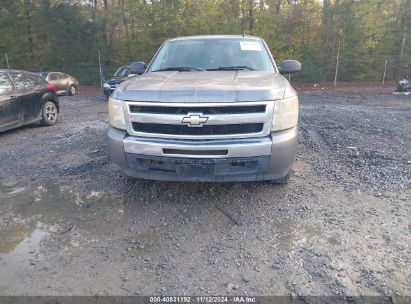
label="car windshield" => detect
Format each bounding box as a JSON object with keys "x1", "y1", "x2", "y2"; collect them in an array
[
  {"x1": 149, "y1": 38, "x2": 274, "y2": 72},
  {"x1": 113, "y1": 67, "x2": 129, "y2": 77}
]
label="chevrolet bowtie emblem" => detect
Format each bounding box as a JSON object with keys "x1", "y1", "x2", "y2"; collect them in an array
[{"x1": 181, "y1": 113, "x2": 209, "y2": 127}]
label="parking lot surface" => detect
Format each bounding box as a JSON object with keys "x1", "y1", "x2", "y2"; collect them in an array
[{"x1": 0, "y1": 90, "x2": 410, "y2": 296}]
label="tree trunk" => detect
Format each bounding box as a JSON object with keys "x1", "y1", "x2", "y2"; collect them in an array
[
  {"x1": 248, "y1": 1, "x2": 254, "y2": 35},
  {"x1": 92, "y1": 0, "x2": 97, "y2": 20},
  {"x1": 396, "y1": 10, "x2": 408, "y2": 78},
  {"x1": 120, "y1": 0, "x2": 130, "y2": 52},
  {"x1": 399, "y1": 18, "x2": 407, "y2": 64},
  {"x1": 334, "y1": 37, "x2": 341, "y2": 87},
  {"x1": 332, "y1": 0, "x2": 340, "y2": 62},
  {"x1": 24, "y1": 0, "x2": 34, "y2": 64},
  {"x1": 241, "y1": 0, "x2": 245, "y2": 34},
  {"x1": 393, "y1": 0, "x2": 410, "y2": 78},
  {"x1": 102, "y1": 0, "x2": 109, "y2": 48},
  {"x1": 109, "y1": 0, "x2": 116, "y2": 48},
  {"x1": 276, "y1": 0, "x2": 281, "y2": 15}
]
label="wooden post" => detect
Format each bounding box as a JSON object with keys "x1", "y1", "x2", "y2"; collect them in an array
[
  {"x1": 5, "y1": 53, "x2": 9, "y2": 69},
  {"x1": 383, "y1": 59, "x2": 387, "y2": 85},
  {"x1": 333, "y1": 37, "x2": 341, "y2": 87},
  {"x1": 98, "y1": 51, "x2": 103, "y2": 89}
]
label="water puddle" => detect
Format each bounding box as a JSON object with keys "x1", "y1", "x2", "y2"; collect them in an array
[
  {"x1": 2, "y1": 186, "x2": 26, "y2": 197},
  {"x1": 0, "y1": 221, "x2": 35, "y2": 254},
  {"x1": 0, "y1": 223, "x2": 48, "y2": 287},
  {"x1": 0, "y1": 178, "x2": 129, "y2": 275},
  {"x1": 270, "y1": 217, "x2": 339, "y2": 250}
]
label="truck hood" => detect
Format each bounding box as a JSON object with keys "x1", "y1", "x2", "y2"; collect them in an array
[
  {"x1": 105, "y1": 77, "x2": 128, "y2": 85},
  {"x1": 113, "y1": 71, "x2": 287, "y2": 102}
]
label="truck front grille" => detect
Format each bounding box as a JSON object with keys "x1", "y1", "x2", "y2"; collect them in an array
[
  {"x1": 129, "y1": 105, "x2": 266, "y2": 115},
  {"x1": 125, "y1": 101, "x2": 274, "y2": 140},
  {"x1": 132, "y1": 123, "x2": 263, "y2": 136}
]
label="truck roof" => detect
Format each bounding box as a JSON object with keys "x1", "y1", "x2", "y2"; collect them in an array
[
  {"x1": 168, "y1": 35, "x2": 261, "y2": 42},
  {"x1": 0, "y1": 69, "x2": 41, "y2": 75},
  {"x1": 0, "y1": 69, "x2": 21, "y2": 73}
]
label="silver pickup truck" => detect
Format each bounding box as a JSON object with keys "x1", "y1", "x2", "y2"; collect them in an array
[{"x1": 107, "y1": 35, "x2": 301, "y2": 183}]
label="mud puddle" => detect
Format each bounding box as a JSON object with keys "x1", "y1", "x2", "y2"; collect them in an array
[
  {"x1": 271, "y1": 217, "x2": 341, "y2": 252},
  {"x1": 0, "y1": 178, "x2": 131, "y2": 280},
  {"x1": 0, "y1": 178, "x2": 128, "y2": 230},
  {"x1": 0, "y1": 223, "x2": 48, "y2": 288}
]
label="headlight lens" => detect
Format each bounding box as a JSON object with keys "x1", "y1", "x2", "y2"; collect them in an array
[
  {"x1": 103, "y1": 83, "x2": 110, "y2": 89},
  {"x1": 271, "y1": 95, "x2": 299, "y2": 131},
  {"x1": 108, "y1": 97, "x2": 127, "y2": 130}
]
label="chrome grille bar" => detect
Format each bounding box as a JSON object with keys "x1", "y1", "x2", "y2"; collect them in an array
[{"x1": 124, "y1": 101, "x2": 274, "y2": 140}]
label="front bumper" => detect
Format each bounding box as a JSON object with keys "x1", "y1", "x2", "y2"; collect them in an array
[{"x1": 107, "y1": 126, "x2": 298, "y2": 182}]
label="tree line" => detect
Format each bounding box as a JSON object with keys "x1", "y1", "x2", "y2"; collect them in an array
[{"x1": 0, "y1": 0, "x2": 410, "y2": 85}]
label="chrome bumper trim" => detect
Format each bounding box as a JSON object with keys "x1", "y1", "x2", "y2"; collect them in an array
[{"x1": 123, "y1": 136, "x2": 272, "y2": 158}]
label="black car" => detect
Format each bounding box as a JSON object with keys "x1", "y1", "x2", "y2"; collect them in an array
[
  {"x1": 103, "y1": 61, "x2": 146, "y2": 99},
  {"x1": 103, "y1": 66, "x2": 130, "y2": 98},
  {"x1": 0, "y1": 69, "x2": 59, "y2": 133},
  {"x1": 396, "y1": 77, "x2": 411, "y2": 92}
]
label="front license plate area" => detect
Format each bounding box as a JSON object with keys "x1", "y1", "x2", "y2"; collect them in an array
[{"x1": 177, "y1": 164, "x2": 215, "y2": 179}]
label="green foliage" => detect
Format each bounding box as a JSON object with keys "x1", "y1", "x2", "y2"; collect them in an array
[{"x1": 0, "y1": 0, "x2": 409, "y2": 84}]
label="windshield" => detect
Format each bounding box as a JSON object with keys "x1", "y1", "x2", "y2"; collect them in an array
[
  {"x1": 148, "y1": 38, "x2": 275, "y2": 72},
  {"x1": 113, "y1": 67, "x2": 130, "y2": 77}
]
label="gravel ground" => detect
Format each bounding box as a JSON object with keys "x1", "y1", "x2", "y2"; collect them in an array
[{"x1": 0, "y1": 90, "x2": 410, "y2": 296}]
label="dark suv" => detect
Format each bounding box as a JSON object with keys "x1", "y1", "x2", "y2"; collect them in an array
[
  {"x1": 103, "y1": 66, "x2": 131, "y2": 99},
  {"x1": 0, "y1": 69, "x2": 59, "y2": 132},
  {"x1": 103, "y1": 62, "x2": 146, "y2": 99}
]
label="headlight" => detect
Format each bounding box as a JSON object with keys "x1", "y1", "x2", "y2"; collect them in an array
[
  {"x1": 271, "y1": 95, "x2": 299, "y2": 131},
  {"x1": 103, "y1": 83, "x2": 110, "y2": 89},
  {"x1": 108, "y1": 97, "x2": 127, "y2": 130}
]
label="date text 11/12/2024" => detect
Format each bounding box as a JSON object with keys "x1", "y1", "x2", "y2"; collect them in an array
[{"x1": 149, "y1": 296, "x2": 257, "y2": 303}]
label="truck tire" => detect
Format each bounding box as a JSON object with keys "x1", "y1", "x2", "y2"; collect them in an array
[
  {"x1": 41, "y1": 101, "x2": 58, "y2": 126},
  {"x1": 69, "y1": 85, "x2": 77, "y2": 96}
]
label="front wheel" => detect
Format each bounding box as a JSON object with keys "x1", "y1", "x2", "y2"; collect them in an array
[
  {"x1": 41, "y1": 101, "x2": 58, "y2": 126},
  {"x1": 68, "y1": 85, "x2": 77, "y2": 96}
]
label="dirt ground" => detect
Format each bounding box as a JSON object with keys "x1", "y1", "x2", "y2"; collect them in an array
[{"x1": 0, "y1": 88, "x2": 410, "y2": 296}]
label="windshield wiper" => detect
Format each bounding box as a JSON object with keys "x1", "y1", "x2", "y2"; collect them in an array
[
  {"x1": 152, "y1": 66, "x2": 204, "y2": 72},
  {"x1": 206, "y1": 66, "x2": 255, "y2": 71}
]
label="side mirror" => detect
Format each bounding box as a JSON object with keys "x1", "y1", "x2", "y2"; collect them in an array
[
  {"x1": 129, "y1": 61, "x2": 146, "y2": 75},
  {"x1": 278, "y1": 60, "x2": 301, "y2": 74}
]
